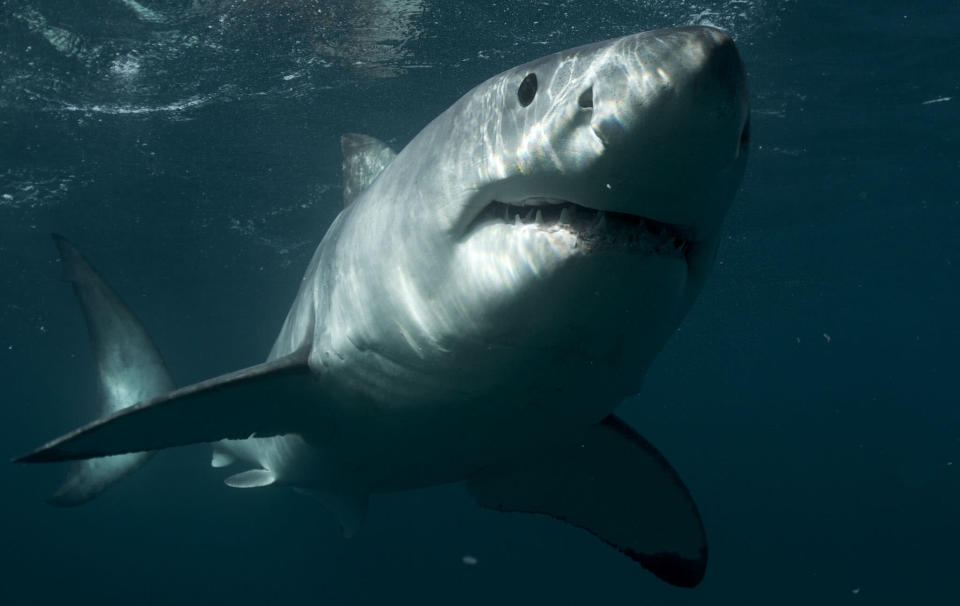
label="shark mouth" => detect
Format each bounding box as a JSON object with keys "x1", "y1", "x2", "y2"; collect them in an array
[{"x1": 473, "y1": 199, "x2": 692, "y2": 256}]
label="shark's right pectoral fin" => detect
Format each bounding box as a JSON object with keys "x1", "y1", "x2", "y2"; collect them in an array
[
  {"x1": 16, "y1": 348, "x2": 323, "y2": 464},
  {"x1": 466, "y1": 415, "x2": 707, "y2": 588}
]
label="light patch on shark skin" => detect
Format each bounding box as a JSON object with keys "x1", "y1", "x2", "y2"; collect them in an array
[
  {"x1": 390, "y1": 264, "x2": 453, "y2": 360},
  {"x1": 453, "y1": 220, "x2": 580, "y2": 298},
  {"x1": 101, "y1": 375, "x2": 141, "y2": 415}
]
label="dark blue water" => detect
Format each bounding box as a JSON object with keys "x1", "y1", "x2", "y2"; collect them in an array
[{"x1": 2, "y1": 1, "x2": 957, "y2": 604}]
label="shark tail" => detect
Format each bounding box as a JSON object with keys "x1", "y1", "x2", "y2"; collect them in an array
[
  {"x1": 28, "y1": 238, "x2": 318, "y2": 467},
  {"x1": 45, "y1": 235, "x2": 175, "y2": 506}
]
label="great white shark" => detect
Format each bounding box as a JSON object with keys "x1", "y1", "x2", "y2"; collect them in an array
[{"x1": 18, "y1": 26, "x2": 749, "y2": 588}]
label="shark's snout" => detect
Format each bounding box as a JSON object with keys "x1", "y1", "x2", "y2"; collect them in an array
[
  {"x1": 687, "y1": 26, "x2": 751, "y2": 154},
  {"x1": 571, "y1": 26, "x2": 749, "y2": 240},
  {"x1": 594, "y1": 26, "x2": 749, "y2": 163}
]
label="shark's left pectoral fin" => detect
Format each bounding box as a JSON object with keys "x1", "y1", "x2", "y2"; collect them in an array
[
  {"x1": 15, "y1": 348, "x2": 323, "y2": 464},
  {"x1": 467, "y1": 415, "x2": 707, "y2": 588}
]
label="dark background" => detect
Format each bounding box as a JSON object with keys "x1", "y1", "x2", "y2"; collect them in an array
[{"x1": 1, "y1": 1, "x2": 957, "y2": 604}]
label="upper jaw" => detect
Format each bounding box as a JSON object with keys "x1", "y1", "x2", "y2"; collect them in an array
[{"x1": 468, "y1": 197, "x2": 695, "y2": 257}]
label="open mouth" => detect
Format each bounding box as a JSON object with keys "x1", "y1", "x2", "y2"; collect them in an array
[{"x1": 471, "y1": 199, "x2": 692, "y2": 256}]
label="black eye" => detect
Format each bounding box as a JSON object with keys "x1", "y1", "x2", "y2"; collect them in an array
[{"x1": 517, "y1": 73, "x2": 537, "y2": 107}]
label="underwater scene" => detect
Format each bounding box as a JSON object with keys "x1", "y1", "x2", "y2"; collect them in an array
[{"x1": 1, "y1": 1, "x2": 957, "y2": 604}]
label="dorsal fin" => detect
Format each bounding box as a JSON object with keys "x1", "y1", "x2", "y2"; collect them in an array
[{"x1": 341, "y1": 133, "x2": 396, "y2": 207}]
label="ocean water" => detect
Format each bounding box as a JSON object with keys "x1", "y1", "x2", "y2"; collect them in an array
[{"x1": 1, "y1": 1, "x2": 957, "y2": 604}]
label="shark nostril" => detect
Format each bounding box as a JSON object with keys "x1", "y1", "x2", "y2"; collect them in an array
[{"x1": 578, "y1": 86, "x2": 594, "y2": 109}]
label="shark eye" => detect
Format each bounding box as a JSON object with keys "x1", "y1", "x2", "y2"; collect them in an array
[{"x1": 517, "y1": 73, "x2": 537, "y2": 107}]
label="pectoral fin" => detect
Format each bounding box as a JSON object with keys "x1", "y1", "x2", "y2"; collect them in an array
[
  {"x1": 15, "y1": 347, "x2": 325, "y2": 463},
  {"x1": 466, "y1": 415, "x2": 707, "y2": 588}
]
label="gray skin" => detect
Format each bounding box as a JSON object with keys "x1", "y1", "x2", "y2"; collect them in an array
[
  {"x1": 225, "y1": 26, "x2": 749, "y2": 498},
  {"x1": 20, "y1": 27, "x2": 749, "y2": 547}
]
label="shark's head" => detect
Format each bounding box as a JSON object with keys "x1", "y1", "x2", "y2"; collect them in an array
[
  {"x1": 447, "y1": 26, "x2": 749, "y2": 245},
  {"x1": 440, "y1": 26, "x2": 748, "y2": 265},
  {"x1": 325, "y1": 27, "x2": 749, "y2": 401}
]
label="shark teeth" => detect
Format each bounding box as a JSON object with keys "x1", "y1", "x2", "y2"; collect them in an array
[{"x1": 476, "y1": 200, "x2": 690, "y2": 255}]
